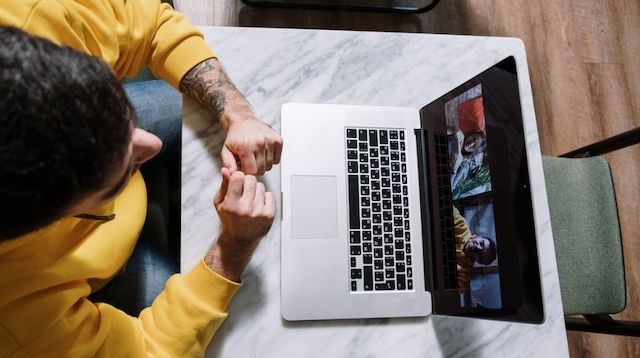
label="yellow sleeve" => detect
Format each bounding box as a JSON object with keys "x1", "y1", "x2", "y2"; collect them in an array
[
  {"x1": 2, "y1": 0, "x2": 214, "y2": 88},
  {"x1": 1, "y1": 261, "x2": 240, "y2": 357},
  {"x1": 453, "y1": 206, "x2": 472, "y2": 249},
  {"x1": 453, "y1": 206, "x2": 474, "y2": 289}
]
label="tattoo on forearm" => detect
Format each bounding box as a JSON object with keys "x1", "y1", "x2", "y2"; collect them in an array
[{"x1": 180, "y1": 59, "x2": 239, "y2": 120}]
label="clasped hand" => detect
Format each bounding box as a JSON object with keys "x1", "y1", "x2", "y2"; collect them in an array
[
  {"x1": 206, "y1": 167, "x2": 275, "y2": 281},
  {"x1": 221, "y1": 119, "x2": 283, "y2": 176}
]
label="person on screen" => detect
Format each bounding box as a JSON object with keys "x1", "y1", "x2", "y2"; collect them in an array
[
  {"x1": 0, "y1": 27, "x2": 274, "y2": 356},
  {"x1": 454, "y1": 207, "x2": 497, "y2": 289},
  {"x1": 458, "y1": 96, "x2": 487, "y2": 157}
]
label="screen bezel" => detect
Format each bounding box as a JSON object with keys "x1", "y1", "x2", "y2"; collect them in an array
[{"x1": 419, "y1": 56, "x2": 544, "y2": 323}]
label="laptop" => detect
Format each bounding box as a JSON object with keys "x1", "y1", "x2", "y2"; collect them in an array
[{"x1": 280, "y1": 56, "x2": 544, "y2": 323}]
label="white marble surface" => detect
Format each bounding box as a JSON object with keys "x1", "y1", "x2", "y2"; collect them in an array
[{"x1": 181, "y1": 26, "x2": 568, "y2": 358}]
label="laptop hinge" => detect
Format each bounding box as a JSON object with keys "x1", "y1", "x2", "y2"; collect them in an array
[{"x1": 414, "y1": 128, "x2": 435, "y2": 293}]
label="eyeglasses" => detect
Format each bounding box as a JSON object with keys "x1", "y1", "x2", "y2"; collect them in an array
[{"x1": 74, "y1": 213, "x2": 116, "y2": 222}]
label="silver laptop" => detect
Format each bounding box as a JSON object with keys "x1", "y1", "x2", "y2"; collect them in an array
[{"x1": 280, "y1": 56, "x2": 544, "y2": 322}]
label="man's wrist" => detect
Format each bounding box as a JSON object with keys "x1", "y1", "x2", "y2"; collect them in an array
[{"x1": 204, "y1": 236, "x2": 258, "y2": 282}]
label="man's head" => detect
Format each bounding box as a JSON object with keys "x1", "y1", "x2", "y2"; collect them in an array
[
  {"x1": 461, "y1": 130, "x2": 487, "y2": 156},
  {"x1": 0, "y1": 26, "x2": 161, "y2": 241},
  {"x1": 463, "y1": 235, "x2": 497, "y2": 265}
]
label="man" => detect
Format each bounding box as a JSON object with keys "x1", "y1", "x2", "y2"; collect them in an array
[
  {"x1": 0, "y1": 0, "x2": 283, "y2": 176},
  {"x1": 0, "y1": 26, "x2": 271, "y2": 356},
  {"x1": 454, "y1": 207, "x2": 497, "y2": 289}
]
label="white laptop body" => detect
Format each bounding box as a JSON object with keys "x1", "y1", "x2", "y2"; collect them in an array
[{"x1": 280, "y1": 103, "x2": 432, "y2": 321}]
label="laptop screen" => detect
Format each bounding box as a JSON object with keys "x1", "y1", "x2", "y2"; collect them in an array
[{"x1": 418, "y1": 56, "x2": 544, "y2": 323}]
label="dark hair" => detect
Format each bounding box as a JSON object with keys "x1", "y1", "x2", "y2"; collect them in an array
[
  {"x1": 0, "y1": 26, "x2": 132, "y2": 240},
  {"x1": 480, "y1": 237, "x2": 497, "y2": 265}
]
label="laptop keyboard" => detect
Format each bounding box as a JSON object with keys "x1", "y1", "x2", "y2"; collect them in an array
[{"x1": 346, "y1": 127, "x2": 414, "y2": 292}]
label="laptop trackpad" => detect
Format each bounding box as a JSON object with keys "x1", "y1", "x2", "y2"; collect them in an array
[{"x1": 291, "y1": 175, "x2": 338, "y2": 239}]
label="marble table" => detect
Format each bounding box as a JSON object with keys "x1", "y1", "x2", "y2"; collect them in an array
[{"x1": 181, "y1": 26, "x2": 569, "y2": 357}]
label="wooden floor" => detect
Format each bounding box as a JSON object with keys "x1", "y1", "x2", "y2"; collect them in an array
[{"x1": 175, "y1": 1, "x2": 640, "y2": 356}]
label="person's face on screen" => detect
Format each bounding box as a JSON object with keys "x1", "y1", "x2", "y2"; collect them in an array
[
  {"x1": 462, "y1": 131, "x2": 486, "y2": 156},
  {"x1": 464, "y1": 236, "x2": 494, "y2": 265}
]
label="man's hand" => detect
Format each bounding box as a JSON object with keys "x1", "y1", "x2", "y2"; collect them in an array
[
  {"x1": 204, "y1": 168, "x2": 275, "y2": 282},
  {"x1": 221, "y1": 119, "x2": 282, "y2": 176},
  {"x1": 180, "y1": 58, "x2": 283, "y2": 176}
]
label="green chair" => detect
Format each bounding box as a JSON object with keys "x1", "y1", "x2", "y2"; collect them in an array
[{"x1": 543, "y1": 127, "x2": 640, "y2": 336}]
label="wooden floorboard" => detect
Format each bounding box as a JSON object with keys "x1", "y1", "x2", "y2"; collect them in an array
[{"x1": 174, "y1": 1, "x2": 640, "y2": 356}]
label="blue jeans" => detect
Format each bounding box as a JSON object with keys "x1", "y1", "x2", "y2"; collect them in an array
[{"x1": 89, "y1": 80, "x2": 182, "y2": 316}]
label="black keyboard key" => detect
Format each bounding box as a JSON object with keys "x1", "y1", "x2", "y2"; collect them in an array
[
  {"x1": 348, "y1": 150, "x2": 357, "y2": 159},
  {"x1": 396, "y1": 262, "x2": 406, "y2": 273},
  {"x1": 394, "y1": 228, "x2": 403, "y2": 238},
  {"x1": 371, "y1": 170, "x2": 380, "y2": 180},
  {"x1": 374, "y1": 248, "x2": 383, "y2": 258},
  {"x1": 373, "y1": 236, "x2": 383, "y2": 246},
  {"x1": 390, "y1": 141, "x2": 398, "y2": 150},
  {"x1": 364, "y1": 266, "x2": 373, "y2": 291},
  {"x1": 348, "y1": 161, "x2": 358, "y2": 173},
  {"x1": 350, "y1": 257, "x2": 356, "y2": 267},
  {"x1": 384, "y1": 234, "x2": 393, "y2": 244},
  {"x1": 373, "y1": 225, "x2": 382, "y2": 235},
  {"x1": 359, "y1": 164, "x2": 369, "y2": 173},
  {"x1": 374, "y1": 259, "x2": 383, "y2": 270},
  {"x1": 351, "y1": 269, "x2": 362, "y2": 279},
  {"x1": 358, "y1": 129, "x2": 368, "y2": 141},
  {"x1": 347, "y1": 128, "x2": 357, "y2": 138},
  {"x1": 394, "y1": 239, "x2": 404, "y2": 250},
  {"x1": 390, "y1": 130, "x2": 398, "y2": 139},
  {"x1": 359, "y1": 153, "x2": 369, "y2": 162},
  {"x1": 407, "y1": 255, "x2": 412, "y2": 266},
  {"x1": 380, "y1": 130, "x2": 388, "y2": 144},
  {"x1": 395, "y1": 250, "x2": 405, "y2": 261},
  {"x1": 375, "y1": 282, "x2": 394, "y2": 291},
  {"x1": 385, "y1": 268, "x2": 394, "y2": 278},
  {"x1": 375, "y1": 271, "x2": 384, "y2": 282},
  {"x1": 399, "y1": 131, "x2": 405, "y2": 140},
  {"x1": 408, "y1": 279, "x2": 413, "y2": 290},
  {"x1": 385, "y1": 257, "x2": 394, "y2": 267},
  {"x1": 362, "y1": 231, "x2": 372, "y2": 241},
  {"x1": 384, "y1": 245, "x2": 393, "y2": 255},
  {"x1": 397, "y1": 274, "x2": 406, "y2": 290},
  {"x1": 407, "y1": 267, "x2": 413, "y2": 278},
  {"x1": 350, "y1": 231, "x2": 360, "y2": 244},
  {"x1": 347, "y1": 139, "x2": 357, "y2": 148},
  {"x1": 369, "y1": 130, "x2": 378, "y2": 146},
  {"x1": 363, "y1": 254, "x2": 373, "y2": 264},
  {"x1": 383, "y1": 222, "x2": 392, "y2": 233},
  {"x1": 372, "y1": 202, "x2": 381, "y2": 212},
  {"x1": 351, "y1": 280, "x2": 357, "y2": 291},
  {"x1": 380, "y1": 146, "x2": 389, "y2": 155},
  {"x1": 348, "y1": 175, "x2": 360, "y2": 229},
  {"x1": 359, "y1": 142, "x2": 368, "y2": 151},
  {"x1": 363, "y1": 242, "x2": 372, "y2": 253},
  {"x1": 350, "y1": 245, "x2": 361, "y2": 255}
]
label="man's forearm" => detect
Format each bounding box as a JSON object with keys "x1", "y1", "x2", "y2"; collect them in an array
[{"x1": 179, "y1": 58, "x2": 255, "y2": 129}]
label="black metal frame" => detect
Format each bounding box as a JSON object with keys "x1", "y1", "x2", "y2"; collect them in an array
[
  {"x1": 240, "y1": 0, "x2": 441, "y2": 14},
  {"x1": 559, "y1": 126, "x2": 640, "y2": 337},
  {"x1": 560, "y1": 127, "x2": 640, "y2": 158}
]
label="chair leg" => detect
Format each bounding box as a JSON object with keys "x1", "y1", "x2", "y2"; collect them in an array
[
  {"x1": 561, "y1": 127, "x2": 640, "y2": 158},
  {"x1": 565, "y1": 315, "x2": 640, "y2": 337},
  {"x1": 240, "y1": 0, "x2": 441, "y2": 14}
]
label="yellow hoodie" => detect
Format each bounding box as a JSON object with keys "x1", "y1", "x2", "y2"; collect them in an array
[{"x1": 0, "y1": 1, "x2": 239, "y2": 356}]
